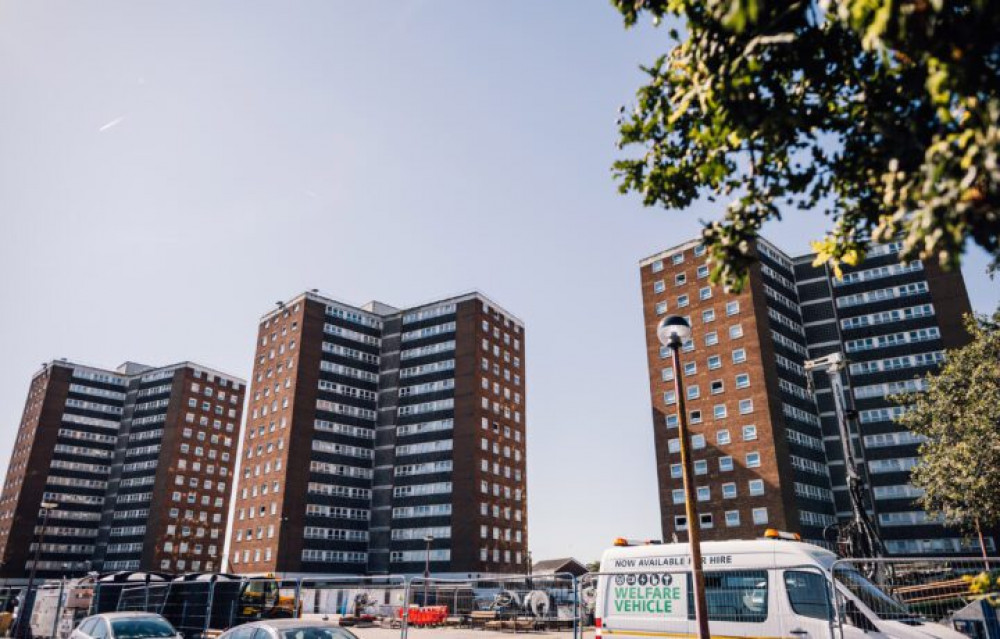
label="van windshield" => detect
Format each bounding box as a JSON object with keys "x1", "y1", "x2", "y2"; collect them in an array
[{"x1": 834, "y1": 569, "x2": 914, "y2": 621}]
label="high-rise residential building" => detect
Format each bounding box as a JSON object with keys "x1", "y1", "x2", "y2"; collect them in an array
[
  {"x1": 0, "y1": 360, "x2": 245, "y2": 578},
  {"x1": 640, "y1": 237, "x2": 986, "y2": 555},
  {"x1": 228, "y1": 291, "x2": 527, "y2": 576}
]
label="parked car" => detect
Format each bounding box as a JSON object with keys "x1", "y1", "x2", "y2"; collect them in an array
[
  {"x1": 217, "y1": 620, "x2": 358, "y2": 639},
  {"x1": 70, "y1": 613, "x2": 181, "y2": 639}
]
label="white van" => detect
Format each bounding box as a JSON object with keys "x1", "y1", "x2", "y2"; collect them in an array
[{"x1": 594, "y1": 537, "x2": 966, "y2": 639}]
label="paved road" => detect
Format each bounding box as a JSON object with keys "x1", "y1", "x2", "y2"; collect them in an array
[{"x1": 347, "y1": 627, "x2": 593, "y2": 639}]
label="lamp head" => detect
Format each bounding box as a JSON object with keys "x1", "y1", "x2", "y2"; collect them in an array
[
  {"x1": 657, "y1": 315, "x2": 692, "y2": 347},
  {"x1": 423, "y1": 535, "x2": 435, "y2": 543}
]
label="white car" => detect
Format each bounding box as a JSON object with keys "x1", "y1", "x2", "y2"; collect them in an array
[
  {"x1": 70, "y1": 613, "x2": 181, "y2": 639},
  {"x1": 217, "y1": 620, "x2": 359, "y2": 639}
]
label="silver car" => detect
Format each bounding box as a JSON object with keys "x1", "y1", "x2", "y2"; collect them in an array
[
  {"x1": 217, "y1": 620, "x2": 358, "y2": 639},
  {"x1": 70, "y1": 613, "x2": 181, "y2": 639}
]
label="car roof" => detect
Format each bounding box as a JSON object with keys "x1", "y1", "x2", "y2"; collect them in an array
[
  {"x1": 94, "y1": 613, "x2": 169, "y2": 621},
  {"x1": 239, "y1": 620, "x2": 344, "y2": 630}
]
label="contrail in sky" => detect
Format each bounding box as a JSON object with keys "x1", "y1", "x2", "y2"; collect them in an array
[{"x1": 98, "y1": 116, "x2": 125, "y2": 132}]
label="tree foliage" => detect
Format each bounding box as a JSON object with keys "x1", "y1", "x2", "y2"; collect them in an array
[
  {"x1": 896, "y1": 309, "x2": 1000, "y2": 535},
  {"x1": 611, "y1": 0, "x2": 1000, "y2": 291}
]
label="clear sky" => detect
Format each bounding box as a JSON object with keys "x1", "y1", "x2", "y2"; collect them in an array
[{"x1": 1, "y1": 1, "x2": 996, "y2": 566}]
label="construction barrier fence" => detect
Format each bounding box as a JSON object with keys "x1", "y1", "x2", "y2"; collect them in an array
[
  {"x1": 401, "y1": 572, "x2": 579, "y2": 636},
  {"x1": 12, "y1": 556, "x2": 1000, "y2": 639}
]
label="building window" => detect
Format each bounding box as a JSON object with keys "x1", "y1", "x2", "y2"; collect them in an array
[
  {"x1": 664, "y1": 390, "x2": 676, "y2": 405},
  {"x1": 670, "y1": 463, "x2": 682, "y2": 478},
  {"x1": 674, "y1": 515, "x2": 688, "y2": 530},
  {"x1": 729, "y1": 324, "x2": 743, "y2": 339},
  {"x1": 690, "y1": 410, "x2": 703, "y2": 424},
  {"x1": 668, "y1": 438, "x2": 681, "y2": 453},
  {"x1": 678, "y1": 295, "x2": 689, "y2": 308},
  {"x1": 719, "y1": 456, "x2": 734, "y2": 472},
  {"x1": 700, "y1": 513, "x2": 713, "y2": 528},
  {"x1": 710, "y1": 380, "x2": 724, "y2": 394},
  {"x1": 733, "y1": 349, "x2": 747, "y2": 363},
  {"x1": 651, "y1": 260, "x2": 664, "y2": 273},
  {"x1": 746, "y1": 452, "x2": 761, "y2": 468},
  {"x1": 697, "y1": 487, "x2": 710, "y2": 501},
  {"x1": 725, "y1": 510, "x2": 740, "y2": 527},
  {"x1": 702, "y1": 309, "x2": 715, "y2": 323},
  {"x1": 662, "y1": 367, "x2": 674, "y2": 381},
  {"x1": 722, "y1": 483, "x2": 737, "y2": 499},
  {"x1": 749, "y1": 479, "x2": 765, "y2": 496},
  {"x1": 717, "y1": 430, "x2": 731, "y2": 445},
  {"x1": 694, "y1": 244, "x2": 706, "y2": 257},
  {"x1": 705, "y1": 332, "x2": 719, "y2": 346},
  {"x1": 735, "y1": 373, "x2": 750, "y2": 389},
  {"x1": 675, "y1": 273, "x2": 687, "y2": 286},
  {"x1": 665, "y1": 414, "x2": 679, "y2": 429},
  {"x1": 672, "y1": 489, "x2": 685, "y2": 504},
  {"x1": 743, "y1": 425, "x2": 757, "y2": 441},
  {"x1": 692, "y1": 434, "x2": 706, "y2": 449},
  {"x1": 708, "y1": 355, "x2": 722, "y2": 370},
  {"x1": 672, "y1": 253, "x2": 685, "y2": 265},
  {"x1": 653, "y1": 280, "x2": 666, "y2": 293},
  {"x1": 684, "y1": 362, "x2": 697, "y2": 376},
  {"x1": 699, "y1": 287, "x2": 712, "y2": 301},
  {"x1": 697, "y1": 264, "x2": 709, "y2": 278},
  {"x1": 752, "y1": 507, "x2": 769, "y2": 524},
  {"x1": 694, "y1": 460, "x2": 708, "y2": 475},
  {"x1": 656, "y1": 302, "x2": 668, "y2": 315},
  {"x1": 714, "y1": 404, "x2": 727, "y2": 419},
  {"x1": 726, "y1": 301, "x2": 740, "y2": 316},
  {"x1": 687, "y1": 385, "x2": 700, "y2": 400},
  {"x1": 739, "y1": 399, "x2": 754, "y2": 414}
]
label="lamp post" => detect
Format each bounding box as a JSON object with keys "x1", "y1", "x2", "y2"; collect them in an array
[
  {"x1": 18, "y1": 501, "x2": 58, "y2": 638},
  {"x1": 657, "y1": 316, "x2": 710, "y2": 639},
  {"x1": 422, "y1": 535, "x2": 434, "y2": 606}
]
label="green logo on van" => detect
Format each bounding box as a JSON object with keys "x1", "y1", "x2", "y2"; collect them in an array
[{"x1": 612, "y1": 576, "x2": 684, "y2": 615}]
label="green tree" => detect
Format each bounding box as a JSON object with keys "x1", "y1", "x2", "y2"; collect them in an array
[
  {"x1": 896, "y1": 309, "x2": 1000, "y2": 556},
  {"x1": 611, "y1": 0, "x2": 1000, "y2": 291}
]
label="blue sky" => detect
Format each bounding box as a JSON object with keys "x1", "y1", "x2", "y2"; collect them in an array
[{"x1": 0, "y1": 1, "x2": 996, "y2": 565}]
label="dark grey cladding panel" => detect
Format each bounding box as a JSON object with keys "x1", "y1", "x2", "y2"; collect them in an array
[
  {"x1": 808, "y1": 342, "x2": 841, "y2": 358},
  {"x1": 373, "y1": 467, "x2": 394, "y2": 486},
  {"x1": 797, "y1": 280, "x2": 831, "y2": 302},
  {"x1": 371, "y1": 489, "x2": 393, "y2": 508},
  {"x1": 801, "y1": 302, "x2": 836, "y2": 323},
  {"x1": 824, "y1": 440, "x2": 846, "y2": 462},
  {"x1": 821, "y1": 414, "x2": 842, "y2": 437},
  {"x1": 805, "y1": 322, "x2": 840, "y2": 345},
  {"x1": 794, "y1": 260, "x2": 826, "y2": 281},
  {"x1": 827, "y1": 464, "x2": 849, "y2": 490}
]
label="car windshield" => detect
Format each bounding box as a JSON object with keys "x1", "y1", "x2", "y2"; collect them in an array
[
  {"x1": 279, "y1": 628, "x2": 356, "y2": 639},
  {"x1": 110, "y1": 618, "x2": 177, "y2": 639},
  {"x1": 835, "y1": 569, "x2": 914, "y2": 621}
]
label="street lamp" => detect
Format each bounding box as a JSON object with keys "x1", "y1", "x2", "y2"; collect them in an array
[
  {"x1": 18, "y1": 501, "x2": 58, "y2": 638},
  {"x1": 422, "y1": 535, "x2": 434, "y2": 606},
  {"x1": 657, "y1": 316, "x2": 710, "y2": 639}
]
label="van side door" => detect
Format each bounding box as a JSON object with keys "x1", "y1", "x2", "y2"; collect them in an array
[{"x1": 780, "y1": 569, "x2": 875, "y2": 639}]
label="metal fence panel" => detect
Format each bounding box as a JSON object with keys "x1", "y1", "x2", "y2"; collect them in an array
[
  {"x1": 294, "y1": 575, "x2": 407, "y2": 631},
  {"x1": 401, "y1": 573, "x2": 579, "y2": 637},
  {"x1": 831, "y1": 557, "x2": 1000, "y2": 639}
]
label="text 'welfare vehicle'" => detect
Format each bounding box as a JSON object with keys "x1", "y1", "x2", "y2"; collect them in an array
[{"x1": 594, "y1": 535, "x2": 967, "y2": 639}]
